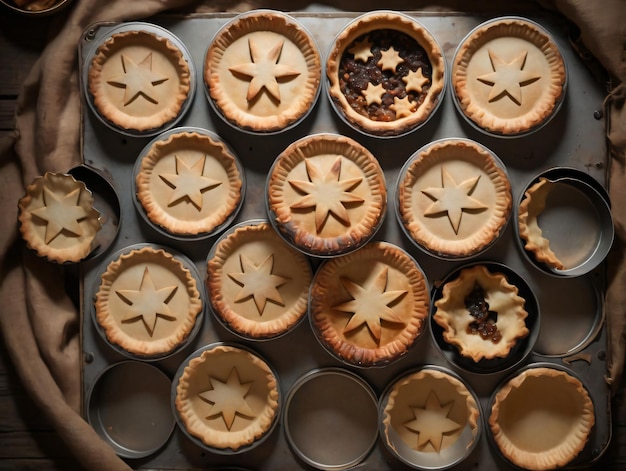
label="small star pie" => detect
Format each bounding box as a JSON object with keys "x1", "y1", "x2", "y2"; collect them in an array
[
  {"x1": 362, "y1": 82, "x2": 386, "y2": 106},
  {"x1": 348, "y1": 36, "x2": 374, "y2": 62},
  {"x1": 18, "y1": 172, "x2": 102, "y2": 263},
  {"x1": 88, "y1": 28, "x2": 192, "y2": 132},
  {"x1": 135, "y1": 131, "x2": 243, "y2": 236},
  {"x1": 207, "y1": 222, "x2": 312, "y2": 339},
  {"x1": 205, "y1": 10, "x2": 321, "y2": 133},
  {"x1": 310, "y1": 241, "x2": 429, "y2": 367},
  {"x1": 175, "y1": 344, "x2": 279, "y2": 451},
  {"x1": 452, "y1": 17, "x2": 566, "y2": 135}
]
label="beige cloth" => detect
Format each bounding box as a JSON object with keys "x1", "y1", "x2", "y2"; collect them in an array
[{"x1": 0, "y1": 1, "x2": 623, "y2": 469}]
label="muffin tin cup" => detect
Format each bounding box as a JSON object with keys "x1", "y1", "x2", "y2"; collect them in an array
[
  {"x1": 450, "y1": 16, "x2": 568, "y2": 139},
  {"x1": 379, "y1": 365, "x2": 482, "y2": 470},
  {"x1": 514, "y1": 167, "x2": 614, "y2": 278},
  {"x1": 88, "y1": 242, "x2": 205, "y2": 362},
  {"x1": 131, "y1": 126, "x2": 246, "y2": 242},
  {"x1": 205, "y1": 218, "x2": 314, "y2": 342},
  {"x1": 171, "y1": 342, "x2": 281, "y2": 456},
  {"x1": 283, "y1": 368, "x2": 379, "y2": 470},
  {"x1": 86, "y1": 360, "x2": 175, "y2": 459},
  {"x1": 325, "y1": 10, "x2": 447, "y2": 139},
  {"x1": 430, "y1": 261, "x2": 540, "y2": 375},
  {"x1": 81, "y1": 22, "x2": 196, "y2": 138},
  {"x1": 394, "y1": 137, "x2": 512, "y2": 261}
]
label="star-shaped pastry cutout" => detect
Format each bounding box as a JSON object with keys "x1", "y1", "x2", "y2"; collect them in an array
[
  {"x1": 158, "y1": 155, "x2": 222, "y2": 211},
  {"x1": 421, "y1": 167, "x2": 488, "y2": 234},
  {"x1": 404, "y1": 391, "x2": 462, "y2": 452},
  {"x1": 228, "y1": 253, "x2": 290, "y2": 314},
  {"x1": 348, "y1": 36, "x2": 374, "y2": 63},
  {"x1": 476, "y1": 49, "x2": 541, "y2": 106},
  {"x1": 403, "y1": 67, "x2": 429, "y2": 94},
  {"x1": 30, "y1": 186, "x2": 89, "y2": 244},
  {"x1": 228, "y1": 38, "x2": 301, "y2": 103},
  {"x1": 333, "y1": 267, "x2": 407, "y2": 342},
  {"x1": 389, "y1": 96, "x2": 415, "y2": 118},
  {"x1": 362, "y1": 82, "x2": 386, "y2": 106},
  {"x1": 198, "y1": 368, "x2": 255, "y2": 430},
  {"x1": 288, "y1": 157, "x2": 364, "y2": 233},
  {"x1": 378, "y1": 46, "x2": 404, "y2": 73},
  {"x1": 107, "y1": 53, "x2": 169, "y2": 106},
  {"x1": 115, "y1": 267, "x2": 178, "y2": 336}
]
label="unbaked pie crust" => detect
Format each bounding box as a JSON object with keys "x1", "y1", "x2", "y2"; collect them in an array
[
  {"x1": 205, "y1": 10, "x2": 321, "y2": 132},
  {"x1": 135, "y1": 131, "x2": 243, "y2": 236},
  {"x1": 175, "y1": 344, "x2": 279, "y2": 451},
  {"x1": 94, "y1": 246, "x2": 202, "y2": 356},
  {"x1": 207, "y1": 222, "x2": 312, "y2": 339}
]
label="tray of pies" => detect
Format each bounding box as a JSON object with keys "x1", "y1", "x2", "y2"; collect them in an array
[{"x1": 66, "y1": 9, "x2": 613, "y2": 470}]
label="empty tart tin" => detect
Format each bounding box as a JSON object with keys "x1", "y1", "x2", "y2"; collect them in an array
[
  {"x1": 430, "y1": 262, "x2": 540, "y2": 375},
  {"x1": 86, "y1": 360, "x2": 175, "y2": 459},
  {"x1": 204, "y1": 9, "x2": 322, "y2": 135},
  {"x1": 89, "y1": 243, "x2": 205, "y2": 361},
  {"x1": 171, "y1": 342, "x2": 281, "y2": 455},
  {"x1": 515, "y1": 167, "x2": 614, "y2": 277},
  {"x1": 325, "y1": 10, "x2": 446, "y2": 138},
  {"x1": 450, "y1": 16, "x2": 568, "y2": 138},
  {"x1": 82, "y1": 21, "x2": 196, "y2": 137},
  {"x1": 379, "y1": 365, "x2": 482, "y2": 470},
  {"x1": 132, "y1": 126, "x2": 245, "y2": 242},
  {"x1": 205, "y1": 218, "x2": 314, "y2": 341},
  {"x1": 283, "y1": 368, "x2": 378, "y2": 470}
]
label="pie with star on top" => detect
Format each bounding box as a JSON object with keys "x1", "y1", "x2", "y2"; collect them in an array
[
  {"x1": 88, "y1": 28, "x2": 192, "y2": 133},
  {"x1": 452, "y1": 17, "x2": 566, "y2": 135},
  {"x1": 18, "y1": 172, "x2": 102, "y2": 263},
  {"x1": 397, "y1": 138, "x2": 512, "y2": 258},
  {"x1": 309, "y1": 241, "x2": 429, "y2": 367},
  {"x1": 205, "y1": 10, "x2": 321, "y2": 133},
  {"x1": 135, "y1": 131, "x2": 243, "y2": 236},
  {"x1": 175, "y1": 344, "x2": 279, "y2": 451}
]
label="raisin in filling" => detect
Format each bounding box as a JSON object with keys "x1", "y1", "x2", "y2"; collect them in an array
[
  {"x1": 338, "y1": 29, "x2": 432, "y2": 122},
  {"x1": 464, "y1": 283, "x2": 502, "y2": 343}
]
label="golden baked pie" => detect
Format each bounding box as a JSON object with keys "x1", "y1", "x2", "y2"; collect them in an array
[
  {"x1": 94, "y1": 246, "x2": 202, "y2": 357},
  {"x1": 267, "y1": 133, "x2": 386, "y2": 257},
  {"x1": 205, "y1": 10, "x2": 321, "y2": 133},
  {"x1": 382, "y1": 368, "x2": 480, "y2": 455},
  {"x1": 517, "y1": 177, "x2": 565, "y2": 270},
  {"x1": 326, "y1": 11, "x2": 445, "y2": 136},
  {"x1": 18, "y1": 172, "x2": 102, "y2": 263},
  {"x1": 452, "y1": 17, "x2": 566, "y2": 135},
  {"x1": 207, "y1": 221, "x2": 312, "y2": 339},
  {"x1": 489, "y1": 367, "x2": 594, "y2": 470},
  {"x1": 310, "y1": 241, "x2": 429, "y2": 367},
  {"x1": 135, "y1": 131, "x2": 243, "y2": 236},
  {"x1": 175, "y1": 344, "x2": 279, "y2": 451},
  {"x1": 88, "y1": 28, "x2": 192, "y2": 132},
  {"x1": 397, "y1": 139, "x2": 512, "y2": 258},
  {"x1": 433, "y1": 265, "x2": 529, "y2": 362}
]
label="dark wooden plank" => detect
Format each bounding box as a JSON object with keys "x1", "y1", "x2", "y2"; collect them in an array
[{"x1": 0, "y1": 100, "x2": 17, "y2": 130}]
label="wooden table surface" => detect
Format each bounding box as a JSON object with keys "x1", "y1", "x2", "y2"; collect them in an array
[{"x1": 1, "y1": 5, "x2": 625, "y2": 471}]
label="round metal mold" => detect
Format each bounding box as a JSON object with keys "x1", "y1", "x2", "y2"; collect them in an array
[
  {"x1": 88, "y1": 242, "x2": 205, "y2": 362},
  {"x1": 81, "y1": 22, "x2": 196, "y2": 138},
  {"x1": 430, "y1": 261, "x2": 540, "y2": 375},
  {"x1": 171, "y1": 342, "x2": 281, "y2": 456},
  {"x1": 324, "y1": 10, "x2": 446, "y2": 139},
  {"x1": 204, "y1": 218, "x2": 314, "y2": 341},
  {"x1": 86, "y1": 360, "x2": 175, "y2": 459},
  {"x1": 203, "y1": 9, "x2": 322, "y2": 136},
  {"x1": 394, "y1": 137, "x2": 512, "y2": 261},
  {"x1": 379, "y1": 365, "x2": 482, "y2": 470},
  {"x1": 0, "y1": 0, "x2": 72, "y2": 15},
  {"x1": 283, "y1": 367, "x2": 378, "y2": 470},
  {"x1": 131, "y1": 126, "x2": 245, "y2": 242},
  {"x1": 514, "y1": 167, "x2": 614, "y2": 277},
  {"x1": 449, "y1": 16, "x2": 568, "y2": 139}
]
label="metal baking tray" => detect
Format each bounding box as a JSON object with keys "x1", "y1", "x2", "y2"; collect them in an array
[{"x1": 78, "y1": 9, "x2": 611, "y2": 470}]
